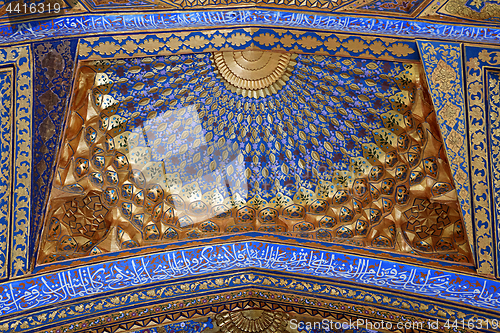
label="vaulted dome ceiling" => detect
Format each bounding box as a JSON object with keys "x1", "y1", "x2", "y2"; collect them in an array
[{"x1": 38, "y1": 50, "x2": 472, "y2": 266}]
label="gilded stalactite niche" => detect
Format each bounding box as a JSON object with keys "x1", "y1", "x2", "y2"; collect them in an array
[{"x1": 37, "y1": 50, "x2": 473, "y2": 265}]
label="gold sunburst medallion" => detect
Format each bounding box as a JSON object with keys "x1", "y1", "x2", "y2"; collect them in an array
[
  {"x1": 213, "y1": 50, "x2": 296, "y2": 98},
  {"x1": 216, "y1": 310, "x2": 289, "y2": 333}
]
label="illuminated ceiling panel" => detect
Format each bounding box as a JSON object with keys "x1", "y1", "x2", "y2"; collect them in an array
[{"x1": 38, "y1": 50, "x2": 472, "y2": 266}]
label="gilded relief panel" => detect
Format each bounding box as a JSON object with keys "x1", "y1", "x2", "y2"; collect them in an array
[
  {"x1": 77, "y1": 29, "x2": 419, "y2": 62},
  {"x1": 37, "y1": 51, "x2": 472, "y2": 265}
]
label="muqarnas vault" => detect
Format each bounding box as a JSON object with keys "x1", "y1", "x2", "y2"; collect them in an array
[{"x1": 38, "y1": 50, "x2": 472, "y2": 267}]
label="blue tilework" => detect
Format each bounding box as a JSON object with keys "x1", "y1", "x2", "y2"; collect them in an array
[
  {"x1": 1, "y1": 241, "x2": 499, "y2": 319},
  {"x1": 0, "y1": 10, "x2": 499, "y2": 45},
  {"x1": 31, "y1": 38, "x2": 78, "y2": 263}
]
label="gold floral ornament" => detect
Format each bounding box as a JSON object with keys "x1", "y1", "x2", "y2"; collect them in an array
[
  {"x1": 213, "y1": 50, "x2": 297, "y2": 98},
  {"x1": 431, "y1": 59, "x2": 457, "y2": 93},
  {"x1": 215, "y1": 310, "x2": 290, "y2": 333}
]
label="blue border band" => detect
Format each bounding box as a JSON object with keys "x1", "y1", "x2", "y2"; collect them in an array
[
  {"x1": 1, "y1": 10, "x2": 500, "y2": 45},
  {"x1": 1, "y1": 241, "x2": 499, "y2": 317}
]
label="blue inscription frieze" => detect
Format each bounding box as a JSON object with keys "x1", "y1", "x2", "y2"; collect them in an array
[
  {"x1": 0, "y1": 10, "x2": 499, "y2": 45},
  {"x1": 0, "y1": 241, "x2": 499, "y2": 317}
]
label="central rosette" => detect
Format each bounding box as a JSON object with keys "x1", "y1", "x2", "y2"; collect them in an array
[{"x1": 213, "y1": 50, "x2": 296, "y2": 98}]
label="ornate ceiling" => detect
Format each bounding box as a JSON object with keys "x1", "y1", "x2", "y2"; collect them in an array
[
  {"x1": 0, "y1": 0, "x2": 499, "y2": 332},
  {"x1": 38, "y1": 50, "x2": 472, "y2": 266}
]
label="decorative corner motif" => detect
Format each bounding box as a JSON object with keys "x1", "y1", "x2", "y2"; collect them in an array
[
  {"x1": 463, "y1": 0, "x2": 500, "y2": 14},
  {"x1": 417, "y1": 40, "x2": 474, "y2": 261},
  {"x1": 464, "y1": 0, "x2": 499, "y2": 11},
  {"x1": 420, "y1": 0, "x2": 500, "y2": 24}
]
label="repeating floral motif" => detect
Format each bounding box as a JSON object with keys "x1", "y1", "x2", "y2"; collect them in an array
[
  {"x1": 1, "y1": 10, "x2": 500, "y2": 46},
  {"x1": 465, "y1": 47, "x2": 500, "y2": 277},
  {"x1": 1, "y1": 0, "x2": 499, "y2": 26},
  {"x1": 162, "y1": 318, "x2": 212, "y2": 332},
  {"x1": 417, "y1": 41, "x2": 473, "y2": 257},
  {"x1": 77, "y1": 29, "x2": 419, "y2": 62},
  {"x1": 487, "y1": 70, "x2": 500, "y2": 279},
  {"x1": 32, "y1": 39, "x2": 78, "y2": 264},
  {"x1": 0, "y1": 67, "x2": 13, "y2": 279},
  {"x1": 0, "y1": 45, "x2": 33, "y2": 278}
]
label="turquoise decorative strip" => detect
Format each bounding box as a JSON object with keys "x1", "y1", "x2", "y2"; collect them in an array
[{"x1": 0, "y1": 10, "x2": 500, "y2": 45}]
